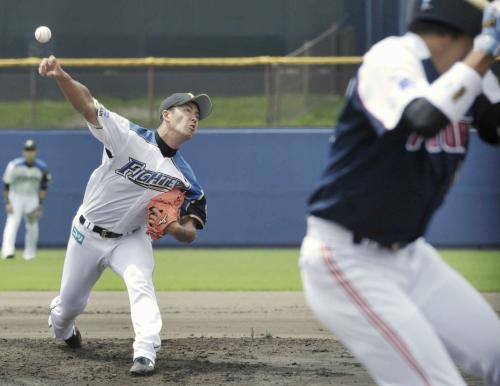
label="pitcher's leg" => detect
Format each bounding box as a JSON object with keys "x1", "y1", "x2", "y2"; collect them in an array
[
  {"x1": 110, "y1": 232, "x2": 161, "y2": 363},
  {"x1": 50, "y1": 223, "x2": 106, "y2": 341},
  {"x1": 300, "y1": 235, "x2": 467, "y2": 386}
]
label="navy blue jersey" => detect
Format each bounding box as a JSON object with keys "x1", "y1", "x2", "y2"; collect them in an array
[{"x1": 308, "y1": 33, "x2": 498, "y2": 246}]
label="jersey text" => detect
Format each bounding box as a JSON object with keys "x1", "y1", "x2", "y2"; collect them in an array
[
  {"x1": 115, "y1": 158, "x2": 185, "y2": 192},
  {"x1": 405, "y1": 120, "x2": 470, "y2": 154}
]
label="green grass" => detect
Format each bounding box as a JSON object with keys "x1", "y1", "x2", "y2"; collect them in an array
[
  {"x1": 0, "y1": 100, "x2": 77, "y2": 128},
  {"x1": 0, "y1": 249, "x2": 499, "y2": 292},
  {"x1": 0, "y1": 95, "x2": 342, "y2": 129},
  {"x1": 201, "y1": 96, "x2": 268, "y2": 127},
  {"x1": 440, "y1": 250, "x2": 500, "y2": 292}
]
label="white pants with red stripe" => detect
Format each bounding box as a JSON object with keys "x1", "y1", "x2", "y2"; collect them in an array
[{"x1": 300, "y1": 216, "x2": 500, "y2": 386}]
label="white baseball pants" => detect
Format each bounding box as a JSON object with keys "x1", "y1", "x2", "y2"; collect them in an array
[
  {"x1": 300, "y1": 216, "x2": 500, "y2": 386},
  {"x1": 49, "y1": 215, "x2": 162, "y2": 363},
  {"x1": 1, "y1": 193, "x2": 39, "y2": 259}
]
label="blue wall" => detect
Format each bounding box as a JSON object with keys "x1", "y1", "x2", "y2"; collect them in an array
[{"x1": 0, "y1": 129, "x2": 499, "y2": 247}]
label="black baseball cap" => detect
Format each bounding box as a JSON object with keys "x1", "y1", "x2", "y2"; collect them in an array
[
  {"x1": 159, "y1": 93, "x2": 212, "y2": 122},
  {"x1": 411, "y1": 0, "x2": 483, "y2": 38},
  {"x1": 23, "y1": 139, "x2": 36, "y2": 151}
]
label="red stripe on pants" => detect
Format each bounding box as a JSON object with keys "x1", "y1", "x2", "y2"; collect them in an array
[{"x1": 320, "y1": 244, "x2": 432, "y2": 386}]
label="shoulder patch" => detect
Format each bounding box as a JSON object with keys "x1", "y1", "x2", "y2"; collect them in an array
[
  {"x1": 13, "y1": 157, "x2": 25, "y2": 166},
  {"x1": 34, "y1": 158, "x2": 48, "y2": 171},
  {"x1": 129, "y1": 123, "x2": 156, "y2": 145},
  {"x1": 97, "y1": 104, "x2": 110, "y2": 118}
]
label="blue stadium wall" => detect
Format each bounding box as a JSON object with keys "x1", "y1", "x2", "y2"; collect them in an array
[{"x1": 0, "y1": 129, "x2": 499, "y2": 247}]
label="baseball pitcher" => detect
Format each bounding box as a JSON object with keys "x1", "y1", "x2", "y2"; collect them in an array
[
  {"x1": 300, "y1": 1, "x2": 500, "y2": 385},
  {"x1": 39, "y1": 55, "x2": 210, "y2": 376},
  {"x1": 1, "y1": 139, "x2": 51, "y2": 260}
]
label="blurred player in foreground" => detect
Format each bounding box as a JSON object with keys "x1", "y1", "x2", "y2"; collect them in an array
[
  {"x1": 300, "y1": 1, "x2": 500, "y2": 385},
  {"x1": 2, "y1": 139, "x2": 51, "y2": 260},
  {"x1": 38, "y1": 55, "x2": 209, "y2": 376}
]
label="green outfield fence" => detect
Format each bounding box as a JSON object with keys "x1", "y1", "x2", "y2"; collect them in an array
[{"x1": 0, "y1": 56, "x2": 362, "y2": 128}]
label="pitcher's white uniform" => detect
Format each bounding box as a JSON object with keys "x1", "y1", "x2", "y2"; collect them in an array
[
  {"x1": 2, "y1": 157, "x2": 51, "y2": 260},
  {"x1": 49, "y1": 99, "x2": 205, "y2": 364}
]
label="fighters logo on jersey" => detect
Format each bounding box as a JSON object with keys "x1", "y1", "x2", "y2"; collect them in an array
[
  {"x1": 72, "y1": 226, "x2": 85, "y2": 245},
  {"x1": 115, "y1": 157, "x2": 187, "y2": 192},
  {"x1": 405, "y1": 119, "x2": 470, "y2": 154}
]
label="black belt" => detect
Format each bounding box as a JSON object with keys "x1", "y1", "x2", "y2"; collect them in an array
[{"x1": 79, "y1": 215, "x2": 123, "y2": 239}]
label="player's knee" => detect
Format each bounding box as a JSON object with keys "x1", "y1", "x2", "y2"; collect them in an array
[
  {"x1": 123, "y1": 265, "x2": 152, "y2": 292},
  {"x1": 25, "y1": 222, "x2": 38, "y2": 231}
]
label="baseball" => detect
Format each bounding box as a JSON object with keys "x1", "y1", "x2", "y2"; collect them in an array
[{"x1": 34, "y1": 26, "x2": 51, "y2": 43}]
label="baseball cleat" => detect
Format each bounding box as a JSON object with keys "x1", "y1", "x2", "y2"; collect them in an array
[
  {"x1": 5, "y1": 255, "x2": 14, "y2": 259},
  {"x1": 130, "y1": 357, "x2": 155, "y2": 376},
  {"x1": 64, "y1": 326, "x2": 82, "y2": 348}
]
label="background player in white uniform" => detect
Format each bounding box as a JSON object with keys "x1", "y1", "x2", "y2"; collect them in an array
[
  {"x1": 300, "y1": 1, "x2": 500, "y2": 385},
  {"x1": 38, "y1": 55, "x2": 210, "y2": 376},
  {"x1": 2, "y1": 139, "x2": 51, "y2": 260}
]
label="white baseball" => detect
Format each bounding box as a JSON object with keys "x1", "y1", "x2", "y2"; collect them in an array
[{"x1": 35, "y1": 26, "x2": 51, "y2": 43}]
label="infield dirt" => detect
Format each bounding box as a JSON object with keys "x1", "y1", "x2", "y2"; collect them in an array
[{"x1": 1, "y1": 292, "x2": 497, "y2": 385}]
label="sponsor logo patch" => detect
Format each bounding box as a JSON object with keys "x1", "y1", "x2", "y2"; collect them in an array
[
  {"x1": 452, "y1": 86, "x2": 466, "y2": 102},
  {"x1": 484, "y1": 18, "x2": 497, "y2": 28},
  {"x1": 72, "y1": 226, "x2": 85, "y2": 245},
  {"x1": 97, "y1": 105, "x2": 110, "y2": 118},
  {"x1": 399, "y1": 78, "x2": 414, "y2": 90}
]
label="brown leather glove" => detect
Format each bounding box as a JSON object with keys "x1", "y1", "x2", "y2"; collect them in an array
[{"x1": 146, "y1": 189, "x2": 185, "y2": 240}]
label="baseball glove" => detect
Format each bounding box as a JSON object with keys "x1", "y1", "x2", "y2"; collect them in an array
[
  {"x1": 26, "y1": 206, "x2": 43, "y2": 223},
  {"x1": 146, "y1": 189, "x2": 185, "y2": 240}
]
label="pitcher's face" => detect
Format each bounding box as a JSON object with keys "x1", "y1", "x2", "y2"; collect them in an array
[{"x1": 167, "y1": 102, "x2": 200, "y2": 139}]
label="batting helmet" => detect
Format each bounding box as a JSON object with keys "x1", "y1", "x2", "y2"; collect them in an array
[{"x1": 411, "y1": 0, "x2": 483, "y2": 38}]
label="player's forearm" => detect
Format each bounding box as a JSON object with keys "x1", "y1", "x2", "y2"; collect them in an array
[
  {"x1": 408, "y1": 52, "x2": 495, "y2": 137},
  {"x1": 39, "y1": 190, "x2": 47, "y2": 204},
  {"x1": 474, "y1": 99, "x2": 500, "y2": 145},
  {"x1": 55, "y1": 73, "x2": 97, "y2": 124},
  {"x1": 400, "y1": 98, "x2": 449, "y2": 138},
  {"x1": 166, "y1": 221, "x2": 197, "y2": 243},
  {"x1": 3, "y1": 187, "x2": 9, "y2": 205},
  {"x1": 463, "y1": 50, "x2": 495, "y2": 77}
]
